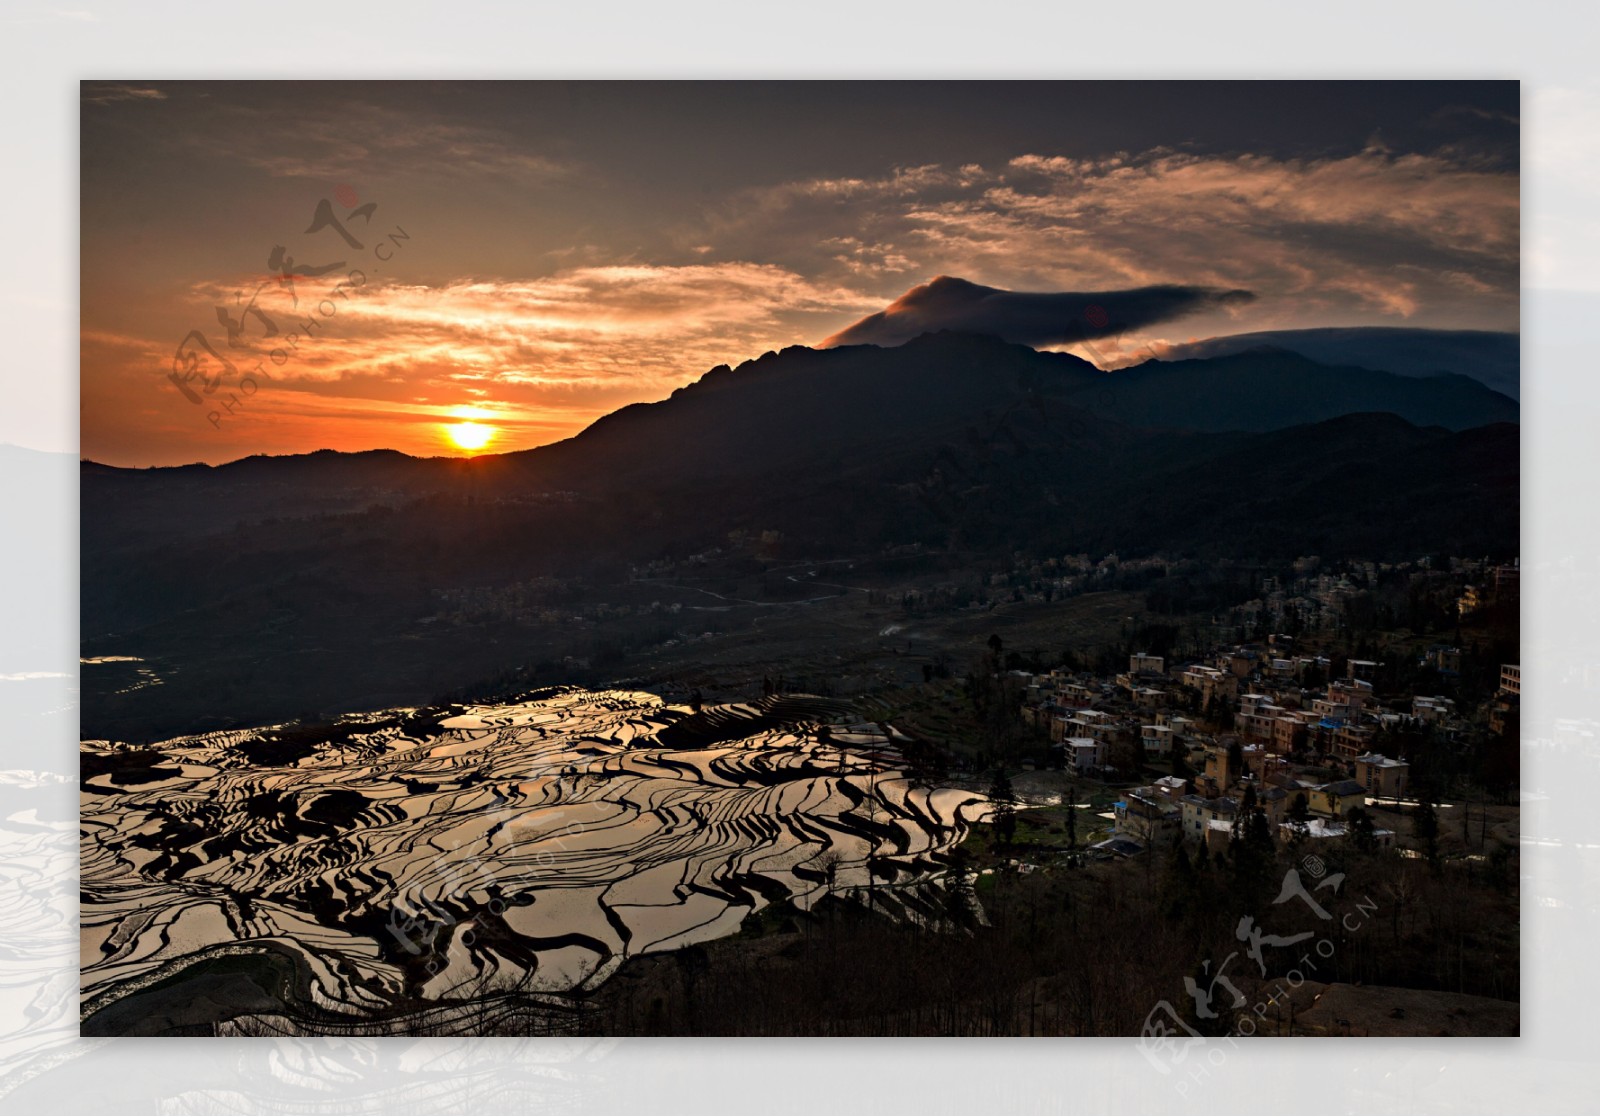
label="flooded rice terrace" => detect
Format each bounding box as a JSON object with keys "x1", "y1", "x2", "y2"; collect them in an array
[{"x1": 80, "y1": 688, "x2": 989, "y2": 1033}]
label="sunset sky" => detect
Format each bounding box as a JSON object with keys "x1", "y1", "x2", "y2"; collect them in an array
[{"x1": 80, "y1": 80, "x2": 1519, "y2": 467}]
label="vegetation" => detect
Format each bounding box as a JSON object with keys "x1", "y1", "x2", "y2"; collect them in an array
[{"x1": 586, "y1": 831, "x2": 1517, "y2": 1036}]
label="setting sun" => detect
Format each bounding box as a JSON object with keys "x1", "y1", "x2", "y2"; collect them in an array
[{"x1": 445, "y1": 420, "x2": 495, "y2": 452}]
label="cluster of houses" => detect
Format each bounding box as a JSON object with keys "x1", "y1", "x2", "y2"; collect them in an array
[
  {"x1": 1011, "y1": 641, "x2": 1501, "y2": 854},
  {"x1": 1216, "y1": 554, "x2": 1517, "y2": 637},
  {"x1": 1458, "y1": 560, "x2": 1520, "y2": 618},
  {"x1": 1109, "y1": 742, "x2": 1407, "y2": 854}
]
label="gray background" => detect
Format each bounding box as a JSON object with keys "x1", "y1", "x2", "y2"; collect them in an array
[{"x1": 1, "y1": 1, "x2": 1588, "y2": 1112}]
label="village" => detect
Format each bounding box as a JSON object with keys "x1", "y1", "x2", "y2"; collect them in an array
[{"x1": 988, "y1": 631, "x2": 1520, "y2": 862}]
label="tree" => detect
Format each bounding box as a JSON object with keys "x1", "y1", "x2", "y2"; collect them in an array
[
  {"x1": 988, "y1": 767, "x2": 1018, "y2": 846},
  {"x1": 1169, "y1": 739, "x2": 1194, "y2": 783},
  {"x1": 1232, "y1": 784, "x2": 1258, "y2": 843},
  {"x1": 1286, "y1": 792, "x2": 1311, "y2": 847},
  {"x1": 1347, "y1": 805, "x2": 1379, "y2": 853},
  {"x1": 944, "y1": 846, "x2": 974, "y2": 927},
  {"x1": 1246, "y1": 808, "x2": 1275, "y2": 852},
  {"x1": 1412, "y1": 790, "x2": 1441, "y2": 868}
]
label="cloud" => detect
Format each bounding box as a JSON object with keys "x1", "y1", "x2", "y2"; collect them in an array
[
  {"x1": 87, "y1": 89, "x2": 569, "y2": 184},
  {"x1": 695, "y1": 144, "x2": 1518, "y2": 338},
  {"x1": 1429, "y1": 104, "x2": 1520, "y2": 128},
  {"x1": 81, "y1": 83, "x2": 166, "y2": 105},
  {"x1": 244, "y1": 262, "x2": 877, "y2": 389},
  {"x1": 84, "y1": 262, "x2": 884, "y2": 462},
  {"x1": 820, "y1": 275, "x2": 1253, "y2": 349},
  {"x1": 200, "y1": 100, "x2": 572, "y2": 183},
  {"x1": 80, "y1": 121, "x2": 1520, "y2": 464}
]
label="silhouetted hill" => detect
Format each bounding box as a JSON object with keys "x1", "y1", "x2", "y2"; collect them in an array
[
  {"x1": 80, "y1": 332, "x2": 1517, "y2": 738},
  {"x1": 81, "y1": 332, "x2": 1519, "y2": 578},
  {"x1": 518, "y1": 332, "x2": 1099, "y2": 488},
  {"x1": 508, "y1": 332, "x2": 1514, "y2": 496},
  {"x1": 1156, "y1": 326, "x2": 1520, "y2": 399},
  {"x1": 81, "y1": 332, "x2": 1516, "y2": 511},
  {"x1": 1086, "y1": 347, "x2": 1518, "y2": 431}
]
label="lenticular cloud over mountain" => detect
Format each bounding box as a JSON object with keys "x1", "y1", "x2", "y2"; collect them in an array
[{"x1": 819, "y1": 276, "x2": 1255, "y2": 350}]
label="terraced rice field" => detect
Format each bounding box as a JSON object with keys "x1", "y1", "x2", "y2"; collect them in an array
[{"x1": 80, "y1": 688, "x2": 988, "y2": 1033}]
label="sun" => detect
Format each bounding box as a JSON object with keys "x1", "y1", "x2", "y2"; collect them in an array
[{"x1": 445, "y1": 421, "x2": 495, "y2": 452}]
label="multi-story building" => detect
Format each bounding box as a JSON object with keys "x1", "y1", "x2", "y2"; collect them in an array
[
  {"x1": 1308, "y1": 778, "x2": 1368, "y2": 818},
  {"x1": 1141, "y1": 723, "x2": 1174, "y2": 758},
  {"x1": 1500, "y1": 664, "x2": 1520, "y2": 697},
  {"x1": 1329, "y1": 678, "x2": 1375, "y2": 711},
  {"x1": 1182, "y1": 664, "x2": 1237, "y2": 704},
  {"x1": 1129, "y1": 653, "x2": 1165, "y2": 676},
  {"x1": 1332, "y1": 721, "x2": 1376, "y2": 758},
  {"x1": 1353, "y1": 752, "x2": 1410, "y2": 799},
  {"x1": 1063, "y1": 736, "x2": 1106, "y2": 774},
  {"x1": 1180, "y1": 794, "x2": 1239, "y2": 846},
  {"x1": 1114, "y1": 789, "x2": 1182, "y2": 846},
  {"x1": 1347, "y1": 659, "x2": 1379, "y2": 682},
  {"x1": 1412, "y1": 695, "x2": 1455, "y2": 724},
  {"x1": 1271, "y1": 714, "x2": 1309, "y2": 755}
]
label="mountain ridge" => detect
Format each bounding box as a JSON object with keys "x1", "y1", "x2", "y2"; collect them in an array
[{"x1": 82, "y1": 330, "x2": 1517, "y2": 479}]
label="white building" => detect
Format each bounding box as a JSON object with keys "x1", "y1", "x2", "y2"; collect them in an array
[{"x1": 1064, "y1": 736, "x2": 1106, "y2": 774}]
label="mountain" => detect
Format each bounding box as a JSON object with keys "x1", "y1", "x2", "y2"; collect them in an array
[
  {"x1": 1155, "y1": 327, "x2": 1520, "y2": 399},
  {"x1": 1078, "y1": 346, "x2": 1519, "y2": 431},
  {"x1": 80, "y1": 331, "x2": 1518, "y2": 739},
  {"x1": 80, "y1": 332, "x2": 1516, "y2": 541},
  {"x1": 524, "y1": 332, "x2": 1101, "y2": 489},
  {"x1": 524, "y1": 332, "x2": 1513, "y2": 488}
]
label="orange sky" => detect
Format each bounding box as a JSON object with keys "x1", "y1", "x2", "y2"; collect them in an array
[{"x1": 79, "y1": 81, "x2": 1520, "y2": 467}]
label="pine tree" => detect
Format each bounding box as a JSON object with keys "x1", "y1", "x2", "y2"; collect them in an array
[
  {"x1": 1287, "y1": 791, "x2": 1311, "y2": 847},
  {"x1": 1412, "y1": 790, "x2": 1440, "y2": 868},
  {"x1": 1347, "y1": 805, "x2": 1379, "y2": 853},
  {"x1": 944, "y1": 846, "x2": 973, "y2": 927},
  {"x1": 988, "y1": 767, "x2": 1018, "y2": 846}
]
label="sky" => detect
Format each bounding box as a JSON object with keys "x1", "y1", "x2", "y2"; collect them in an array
[{"x1": 79, "y1": 80, "x2": 1520, "y2": 467}]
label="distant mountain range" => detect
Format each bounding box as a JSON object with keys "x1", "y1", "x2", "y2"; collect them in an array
[
  {"x1": 80, "y1": 330, "x2": 1518, "y2": 738},
  {"x1": 1155, "y1": 326, "x2": 1520, "y2": 400},
  {"x1": 817, "y1": 277, "x2": 1519, "y2": 400},
  {"x1": 83, "y1": 330, "x2": 1518, "y2": 547}
]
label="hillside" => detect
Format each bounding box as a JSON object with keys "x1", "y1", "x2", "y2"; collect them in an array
[{"x1": 80, "y1": 331, "x2": 1519, "y2": 738}]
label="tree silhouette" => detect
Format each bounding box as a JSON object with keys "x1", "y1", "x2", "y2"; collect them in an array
[
  {"x1": 988, "y1": 767, "x2": 1018, "y2": 847},
  {"x1": 1347, "y1": 805, "x2": 1379, "y2": 853},
  {"x1": 1412, "y1": 790, "x2": 1441, "y2": 869}
]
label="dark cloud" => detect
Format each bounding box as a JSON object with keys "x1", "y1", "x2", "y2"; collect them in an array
[
  {"x1": 820, "y1": 276, "x2": 1254, "y2": 349},
  {"x1": 1156, "y1": 326, "x2": 1519, "y2": 399}
]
